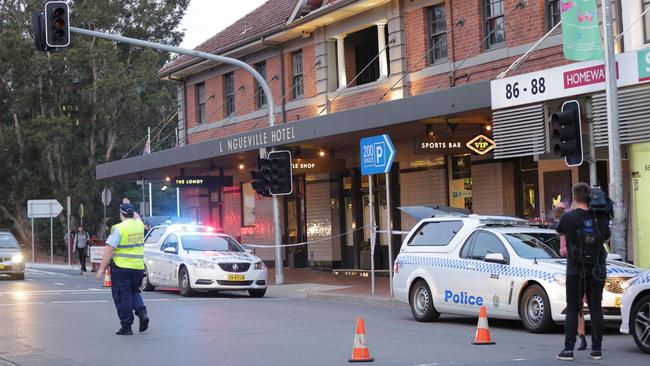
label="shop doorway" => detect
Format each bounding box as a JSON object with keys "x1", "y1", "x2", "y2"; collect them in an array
[
  {"x1": 285, "y1": 175, "x2": 307, "y2": 268},
  {"x1": 448, "y1": 155, "x2": 472, "y2": 212}
]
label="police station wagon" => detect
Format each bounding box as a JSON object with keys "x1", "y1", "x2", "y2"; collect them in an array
[{"x1": 393, "y1": 212, "x2": 641, "y2": 333}]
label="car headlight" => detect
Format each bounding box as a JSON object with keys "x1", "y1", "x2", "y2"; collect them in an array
[
  {"x1": 11, "y1": 253, "x2": 24, "y2": 263},
  {"x1": 553, "y1": 273, "x2": 566, "y2": 287},
  {"x1": 621, "y1": 276, "x2": 638, "y2": 290},
  {"x1": 192, "y1": 259, "x2": 216, "y2": 269},
  {"x1": 254, "y1": 261, "x2": 266, "y2": 270}
]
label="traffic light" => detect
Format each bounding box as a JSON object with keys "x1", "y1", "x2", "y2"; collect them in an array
[
  {"x1": 45, "y1": 1, "x2": 70, "y2": 48},
  {"x1": 268, "y1": 150, "x2": 293, "y2": 195},
  {"x1": 251, "y1": 158, "x2": 271, "y2": 197},
  {"x1": 551, "y1": 100, "x2": 583, "y2": 167}
]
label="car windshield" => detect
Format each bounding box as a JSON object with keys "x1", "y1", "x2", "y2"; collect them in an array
[
  {"x1": 0, "y1": 233, "x2": 19, "y2": 248},
  {"x1": 504, "y1": 233, "x2": 559, "y2": 259},
  {"x1": 523, "y1": 232, "x2": 561, "y2": 255},
  {"x1": 181, "y1": 234, "x2": 243, "y2": 252}
]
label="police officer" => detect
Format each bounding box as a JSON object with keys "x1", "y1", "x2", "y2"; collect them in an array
[
  {"x1": 555, "y1": 183, "x2": 610, "y2": 361},
  {"x1": 97, "y1": 198, "x2": 149, "y2": 335}
]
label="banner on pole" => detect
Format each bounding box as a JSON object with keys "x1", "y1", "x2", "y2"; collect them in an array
[{"x1": 561, "y1": 0, "x2": 603, "y2": 61}]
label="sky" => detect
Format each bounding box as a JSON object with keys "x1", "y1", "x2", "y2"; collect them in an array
[{"x1": 179, "y1": 0, "x2": 270, "y2": 49}]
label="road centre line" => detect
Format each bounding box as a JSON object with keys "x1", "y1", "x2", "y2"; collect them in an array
[
  {"x1": 53, "y1": 283, "x2": 65, "y2": 286},
  {"x1": 0, "y1": 302, "x2": 45, "y2": 307}
]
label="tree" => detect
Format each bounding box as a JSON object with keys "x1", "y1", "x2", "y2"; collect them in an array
[{"x1": 0, "y1": 1, "x2": 188, "y2": 251}]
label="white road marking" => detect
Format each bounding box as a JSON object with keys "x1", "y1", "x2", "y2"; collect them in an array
[
  {"x1": 0, "y1": 302, "x2": 45, "y2": 307},
  {"x1": 0, "y1": 289, "x2": 111, "y2": 295},
  {"x1": 177, "y1": 298, "x2": 232, "y2": 301},
  {"x1": 25, "y1": 268, "x2": 72, "y2": 277},
  {"x1": 51, "y1": 300, "x2": 108, "y2": 304},
  {"x1": 144, "y1": 299, "x2": 171, "y2": 302},
  {"x1": 53, "y1": 282, "x2": 65, "y2": 286}
]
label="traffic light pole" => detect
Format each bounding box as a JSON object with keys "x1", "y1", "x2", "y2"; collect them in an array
[
  {"x1": 600, "y1": 1, "x2": 627, "y2": 260},
  {"x1": 69, "y1": 27, "x2": 285, "y2": 282}
]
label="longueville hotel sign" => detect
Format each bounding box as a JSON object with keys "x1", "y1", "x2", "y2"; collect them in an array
[{"x1": 219, "y1": 126, "x2": 296, "y2": 153}]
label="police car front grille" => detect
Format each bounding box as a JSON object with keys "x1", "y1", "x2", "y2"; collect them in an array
[
  {"x1": 216, "y1": 280, "x2": 253, "y2": 286},
  {"x1": 218, "y1": 263, "x2": 250, "y2": 273},
  {"x1": 605, "y1": 278, "x2": 626, "y2": 294}
]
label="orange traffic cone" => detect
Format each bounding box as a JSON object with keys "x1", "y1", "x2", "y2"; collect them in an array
[
  {"x1": 103, "y1": 268, "x2": 112, "y2": 287},
  {"x1": 472, "y1": 306, "x2": 495, "y2": 345},
  {"x1": 349, "y1": 317, "x2": 374, "y2": 363}
]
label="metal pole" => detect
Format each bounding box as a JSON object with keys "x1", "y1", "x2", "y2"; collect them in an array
[
  {"x1": 586, "y1": 100, "x2": 597, "y2": 186},
  {"x1": 385, "y1": 172, "x2": 393, "y2": 296},
  {"x1": 49, "y1": 203, "x2": 53, "y2": 265},
  {"x1": 69, "y1": 26, "x2": 282, "y2": 281},
  {"x1": 176, "y1": 187, "x2": 180, "y2": 217},
  {"x1": 601, "y1": 0, "x2": 626, "y2": 259},
  {"x1": 67, "y1": 196, "x2": 71, "y2": 266},
  {"x1": 31, "y1": 217, "x2": 35, "y2": 263},
  {"x1": 369, "y1": 175, "x2": 375, "y2": 295},
  {"x1": 149, "y1": 182, "x2": 153, "y2": 217},
  {"x1": 141, "y1": 179, "x2": 146, "y2": 216}
]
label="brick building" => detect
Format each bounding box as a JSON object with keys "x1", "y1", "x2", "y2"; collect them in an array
[{"x1": 98, "y1": 0, "x2": 650, "y2": 268}]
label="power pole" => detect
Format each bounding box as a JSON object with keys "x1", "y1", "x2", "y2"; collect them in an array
[{"x1": 601, "y1": 0, "x2": 626, "y2": 259}]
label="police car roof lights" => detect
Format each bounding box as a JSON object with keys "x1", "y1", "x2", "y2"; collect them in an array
[{"x1": 472, "y1": 215, "x2": 529, "y2": 226}]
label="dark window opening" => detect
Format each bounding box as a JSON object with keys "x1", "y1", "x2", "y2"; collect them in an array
[
  {"x1": 224, "y1": 72, "x2": 235, "y2": 116},
  {"x1": 546, "y1": 0, "x2": 561, "y2": 30},
  {"x1": 196, "y1": 82, "x2": 206, "y2": 124},
  {"x1": 291, "y1": 50, "x2": 304, "y2": 99},
  {"x1": 484, "y1": 0, "x2": 505, "y2": 48},
  {"x1": 254, "y1": 62, "x2": 267, "y2": 109},
  {"x1": 644, "y1": 0, "x2": 650, "y2": 43},
  {"x1": 428, "y1": 4, "x2": 448, "y2": 64}
]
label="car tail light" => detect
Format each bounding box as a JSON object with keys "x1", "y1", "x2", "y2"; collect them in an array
[{"x1": 393, "y1": 259, "x2": 399, "y2": 274}]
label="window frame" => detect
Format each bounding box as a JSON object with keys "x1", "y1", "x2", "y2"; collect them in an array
[
  {"x1": 644, "y1": 0, "x2": 650, "y2": 44},
  {"x1": 545, "y1": 0, "x2": 561, "y2": 31},
  {"x1": 291, "y1": 50, "x2": 304, "y2": 100},
  {"x1": 196, "y1": 82, "x2": 206, "y2": 124},
  {"x1": 483, "y1": 0, "x2": 506, "y2": 49},
  {"x1": 407, "y1": 220, "x2": 464, "y2": 247},
  {"x1": 427, "y1": 4, "x2": 448, "y2": 65},
  {"x1": 467, "y1": 230, "x2": 510, "y2": 264},
  {"x1": 254, "y1": 61, "x2": 268, "y2": 109},
  {"x1": 161, "y1": 233, "x2": 179, "y2": 252},
  {"x1": 223, "y1": 72, "x2": 235, "y2": 117}
]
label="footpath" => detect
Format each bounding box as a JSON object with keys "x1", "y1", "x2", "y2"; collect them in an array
[{"x1": 26, "y1": 262, "x2": 405, "y2": 308}]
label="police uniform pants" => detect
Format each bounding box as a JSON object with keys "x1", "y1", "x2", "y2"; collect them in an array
[{"x1": 110, "y1": 265, "x2": 147, "y2": 328}]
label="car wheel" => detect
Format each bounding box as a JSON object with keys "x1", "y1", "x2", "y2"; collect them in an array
[
  {"x1": 409, "y1": 279, "x2": 440, "y2": 322},
  {"x1": 631, "y1": 294, "x2": 650, "y2": 354},
  {"x1": 12, "y1": 273, "x2": 25, "y2": 280},
  {"x1": 140, "y1": 267, "x2": 155, "y2": 292},
  {"x1": 520, "y1": 284, "x2": 554, "y2": 333},
  {"x1": 178, "y1": 267, "x2": 194, "y2": 297},
  {"x1": 249, "y1": 289, "x2": 266, "y2": 298}
]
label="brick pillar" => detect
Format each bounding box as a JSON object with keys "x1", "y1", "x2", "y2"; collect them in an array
[{"x1": 387, "y1": 0, "x2": 407, "y2": 99}]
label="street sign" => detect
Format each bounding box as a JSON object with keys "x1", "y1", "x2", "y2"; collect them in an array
[
  {"x1": 360, "y1": 134, "x2": 395, "y2": 176},
  {"x1": 27, "y1": 199, "x2": 63, "y2": 218},
  {"x1": 170, "y1": 176, "x2": 234, "y2": 188},
  {"x1": 101, "y1": 186, "x2": 112, "y2": 206}
]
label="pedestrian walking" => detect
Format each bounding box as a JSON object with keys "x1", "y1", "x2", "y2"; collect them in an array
[
  {"x1": 97, "y1": 198, "x2": 149, "y2": 335},
  {"x1": 74, "y1": 226, "x2": 90, "y2": 273},
  {"x1": 555, "y1": 183, "x2": 610, "y2": 361}
]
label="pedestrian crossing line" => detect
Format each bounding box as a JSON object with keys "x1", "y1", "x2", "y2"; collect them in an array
[{"x1": 25, "y1": 269, "x2": 72, "y2": 277}]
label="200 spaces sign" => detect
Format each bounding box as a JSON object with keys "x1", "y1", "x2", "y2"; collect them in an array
[{"x1": 491, "y1": 50, "x2": 649, "y2": 110}]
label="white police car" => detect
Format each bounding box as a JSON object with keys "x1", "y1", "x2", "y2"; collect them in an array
[
  {"x1": 141, "y1": 225, "x2": 268, "y2": 297},
  {"x1": 393, "y1": 211, "x2": 641, "y2": 333},
  {"x1": 620, "y1": 270, "x2": 650, "y2": 353}
]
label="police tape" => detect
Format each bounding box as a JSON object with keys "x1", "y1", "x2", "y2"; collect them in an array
[{"x1": 243, "y1": 225, "x2": 372, "y2": 248}]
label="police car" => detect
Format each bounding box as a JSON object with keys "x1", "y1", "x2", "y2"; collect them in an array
[
  {"x1": 392, "y1": 210, "x2": 641, "y2": 333},
  {"x1": 620, "y1": 270, "x2": 650, "y2": 353},
  {"x1": 140, "y1": 225, "x2": 268, "y2": 297}
]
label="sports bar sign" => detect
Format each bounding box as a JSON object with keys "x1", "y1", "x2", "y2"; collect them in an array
[{"x1": 491, "y1": 50, "x2": 646, "y2": 110}]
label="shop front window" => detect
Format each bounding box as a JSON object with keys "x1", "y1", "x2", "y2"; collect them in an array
[{"x1": 448, "y1": 155, "x2": 472, "y2": 212}]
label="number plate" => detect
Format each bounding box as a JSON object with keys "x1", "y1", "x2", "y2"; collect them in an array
[
  {"x1": 615, "y1": 297, "x2": 621, "y2": 308},
  {"x1": 227, "y1": 274, "x2": 244, "y2": 281}
]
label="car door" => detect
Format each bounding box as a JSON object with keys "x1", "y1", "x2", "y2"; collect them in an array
[
  {"x1": 159, "y1": 234, "x2": 180, "y2": 286},
  {"x1": 458, "y1": 230, "x2": 512, "y2": 314}
]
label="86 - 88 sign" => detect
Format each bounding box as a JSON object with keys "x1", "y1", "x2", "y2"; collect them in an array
[{"x1": 504, "y1": 77, "x2": 546, "y2": 100}]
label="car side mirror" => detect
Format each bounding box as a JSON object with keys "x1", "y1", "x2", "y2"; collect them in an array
[
  {"x1": 484, "y1": 252, "x2": 507, "y2": 264},
  {"x1": 164, "y1": 246, "x2": 177, "y2": 254},
  {"x1": 607, "y1": 253, "x2": 623, "y2": 261}
]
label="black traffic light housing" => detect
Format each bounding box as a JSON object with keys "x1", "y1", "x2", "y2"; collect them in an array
[
  {"x1": 251, "y1": 158, "x2": 272, "y2": 197},
  {"x1": 268, "y1": 150, "x2": 293, "y2": 195},
  {"x1": 551, "y1": 100, "x2": 583, "y2": 167},
  {"x1": 45, "y1": 1, "x2": 70, "y2": 48}
]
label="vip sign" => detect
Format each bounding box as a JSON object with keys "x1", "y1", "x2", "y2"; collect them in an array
[{"x1": 466, "y1": 135, "x2": 495, "y2": 155}]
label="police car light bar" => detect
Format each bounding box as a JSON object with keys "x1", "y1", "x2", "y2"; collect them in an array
[{"x1": 473, "y1": 215, "x2": 528, "y2": 226}]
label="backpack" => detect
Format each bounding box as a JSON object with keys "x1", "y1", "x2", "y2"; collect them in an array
[{"x1": 574, "y1": 215, "x2": 602, "y2": 265}]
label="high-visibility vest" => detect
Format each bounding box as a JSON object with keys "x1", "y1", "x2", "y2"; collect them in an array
[{"x1": 112, "y1": 219, "x2": 145, "y2": 270}]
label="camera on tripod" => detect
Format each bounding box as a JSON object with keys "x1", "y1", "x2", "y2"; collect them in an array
[{"x1": 589, "y1": 186, "x2": 613, "y2": 217}]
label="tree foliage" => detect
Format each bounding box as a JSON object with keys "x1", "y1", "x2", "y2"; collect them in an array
[{"x1": 0, "y1": 0, "x2": 188, "y2": 248}]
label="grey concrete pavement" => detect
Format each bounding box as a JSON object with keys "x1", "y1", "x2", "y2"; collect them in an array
[{"x1": 1, "y1": 267, "x2": 648, "y2": 365}]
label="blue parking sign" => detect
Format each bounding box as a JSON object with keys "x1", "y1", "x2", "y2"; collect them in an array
[{"x1": 360, "y1": 134, "x2": 395, "y2": 176}]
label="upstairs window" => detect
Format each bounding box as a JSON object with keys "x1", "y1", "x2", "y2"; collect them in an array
[
  {"x1": 291, "y1": 50, "x2": 304, "y2": 99},
  {"x1": 546, "y1": 0, "x2": 561, "y2": 30},
  {"x1": 644, "y1": 0, "x2": 650, "y2": 43},
  {"x1": 224, "y1": 72, "x2": 235, "y2": 117},
  {"x1": 254, "y1": 62, "x2": 267, "y2": 109},
  {"x1": 484, "y1": 0, "x2": 505, "y2": 48},
  {"x1": 196, "y1": 82, "x2": 206, "y2": 124},
  {"x1": 428, "y1": 4, "x2": 448, "y2": 64}
]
